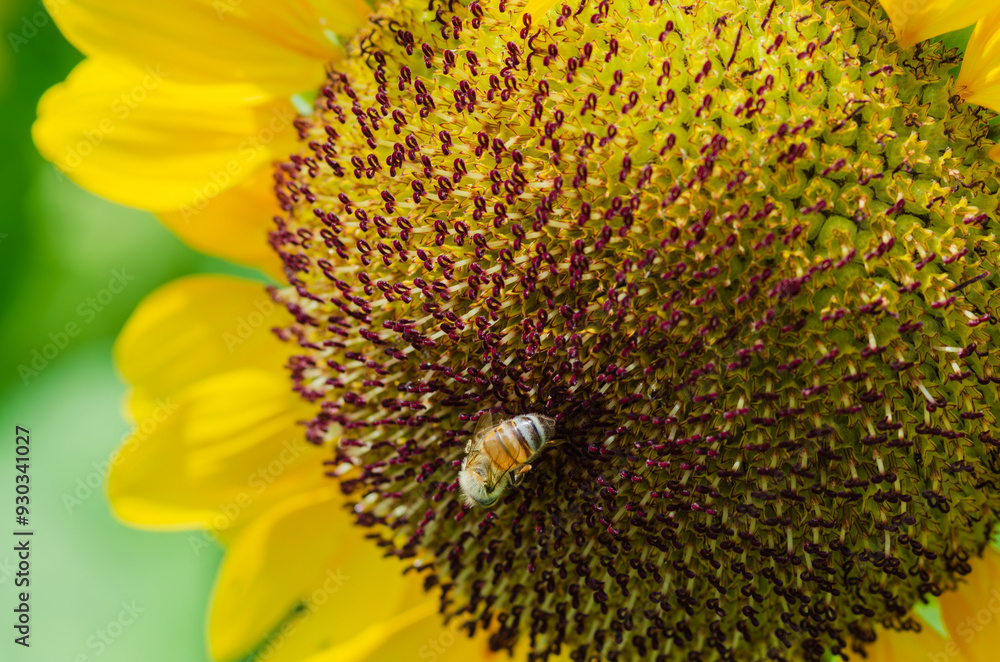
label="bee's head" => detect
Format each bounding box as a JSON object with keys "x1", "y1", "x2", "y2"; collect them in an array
[{"x1": 458, "y1": 468, "x2": 503, "y2": 508}]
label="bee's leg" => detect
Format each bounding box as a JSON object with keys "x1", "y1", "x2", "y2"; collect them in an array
[{"x1": 512, "y1": 464, "x2": 532, "y2": 484}]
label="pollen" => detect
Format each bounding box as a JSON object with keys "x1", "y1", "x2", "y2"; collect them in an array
[{"x1": 269, "y1": 0, "x2": 1000, "y2": 659}]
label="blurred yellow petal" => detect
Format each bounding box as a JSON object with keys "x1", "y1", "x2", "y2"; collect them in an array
[
  {"x1": 158, "y1": 165, "x2": 283, "y2": 277},
  {"x1": 209, "y1": 488, "x2": 411, "y2": 662},
  {"x1": 107, "y1": 368, "x2": 322, "y2": 531},
  {"x1": 115, "y1": 275, "x2": 288, "y2": 406},
  {"x1": 956, "y1": 11, "x2": 1000, "y2": 111},
  {"x1": 300, "y1": 599, "x2": 492, "y2": 662},
  {"x1": 300, "y1": 600, "x2": 440, "y2": 662},
  {"x1": 877, "y1": 0, "x2": 998, "y2": 48},
  {"x1": 939, "y1": 547, "x2": 1000, "y2": 662},
  {"x1": 252, "y1": 552, "x2": 491, "y2": 662},
  {"x1": 33, "y1": 58, "x2": 298, "y2": 212},
  {"x1": 45, "y1": 0, "x2": 370, "y2": 97},
  {"x1": 865, "y1": 617, "x2": 960, "y2": 662},
  {"x1": 519, "y1": 0, "x2": 562, "y2": 20}
]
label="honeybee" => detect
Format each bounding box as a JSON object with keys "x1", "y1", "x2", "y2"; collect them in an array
[{"x1": 458, "y1": 411, "x2": 557, "y2": 507}]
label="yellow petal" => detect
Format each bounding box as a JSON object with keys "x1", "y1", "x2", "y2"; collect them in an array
[
  {"x1": 864, "y1": 619, "x2": 958, "y2": 662},
  {"x1": 299, "y1": 600, "x2": 441, "y2": 662},
  {"x1": 33, "y1": 58, "x2": 298, "y2": 212},
  {"x1": 877, "y1": 0, "x2": 998, "y2": 48},
  {"x1": 300, "y1": 599, "x2": 492, "y2": 662},
  {"x1": 115, "y1": 275, "x2": 288, "y2": 406},
  {"x1": 956, "y1": 11, "x2": 1000, "y2": 111},
  {"x1": 45, "y1": 0, "x2": 370, "y2": 97},
  {"x1": 252, "y1": 551, "x2": 492, "y2": 662},
  {"x1": 939, "y1": 546, "x2": 1000, "y2": 662},
  {"x1": 208, "y1": 488, "x2": 410, "y2": 661},
  {"x1": 519, "y1": 0, "x2": 562, "y2": 21},
  {"x1": 158, "y1": 165, "x2": 283, "y2": 277},
  {"x1": 107, "y1": 368, "x2": 322, "y2": 531}
]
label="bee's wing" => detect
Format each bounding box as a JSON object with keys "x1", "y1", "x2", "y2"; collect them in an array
[
  {"x1": 473, "y1": 410, "x2": 494, "y2": 442},
  {"x1": 483, "y1": 457, "x2": 515, "y2": 490},
  {"x1": 473, "y1": 410, "x2": 517, "y2": 442},
  {"x1": 462, "y1": 445, "x2": 480, "y2": 470}
]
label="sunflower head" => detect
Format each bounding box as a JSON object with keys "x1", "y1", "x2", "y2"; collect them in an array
[{"x1": 270, "y1": 0, "x2": 1000, "y2": 659}]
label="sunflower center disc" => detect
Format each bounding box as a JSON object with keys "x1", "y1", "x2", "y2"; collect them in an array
[{"x1": 271, "y1": 0, "x2": 1000, "y2": 659}]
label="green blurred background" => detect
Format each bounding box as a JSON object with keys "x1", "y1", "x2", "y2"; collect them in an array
[
  {"x1": 0, "y1": 1, "x2": 262, "y2": 659},
  {"x1": 0, "y1": 1, "x2": 982, "y2": 660}
]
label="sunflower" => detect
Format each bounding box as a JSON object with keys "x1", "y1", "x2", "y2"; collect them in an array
[{"x1": 32, "y1": 0, "x2": 1000, "y2": 660}]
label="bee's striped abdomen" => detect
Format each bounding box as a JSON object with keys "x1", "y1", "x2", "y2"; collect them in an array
[
  {"x1": 482, "y1": 424, "x2": 530, "y2": 467},
  {"x1": 483, "y1": 415, "x2": 552, "y2": 467},
  {"x1": 513, "y1": 415, "x2": 547, "y2": 453}
]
